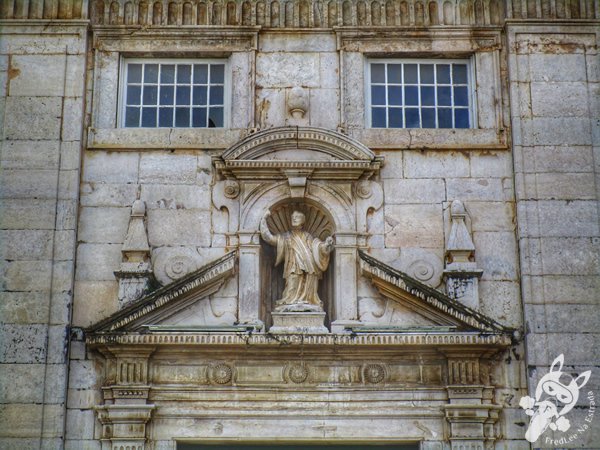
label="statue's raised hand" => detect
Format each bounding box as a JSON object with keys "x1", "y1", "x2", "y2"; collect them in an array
[{"x1": 325, "y1": 236, "x2": 335, "y2": 251}]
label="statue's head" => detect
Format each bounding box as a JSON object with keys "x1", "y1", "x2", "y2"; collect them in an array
[{"x1": 291, "y1": 211, "x2": 306, "y2": 229}]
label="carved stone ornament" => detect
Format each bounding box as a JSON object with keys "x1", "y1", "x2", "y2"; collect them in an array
[
  {"x1": 223, "y1": 180, "x2": 240, "y2": 199},
  {"x1": 209, "y1": 363, "x2": 233, "y2": 385},
  {"x1": 286, "y1": 363, "x2": 309, "y2": 384},
  {"x1": 355, "y1": 179, "x2": 373, "y2": 199},
  {"x1": 363, "y1": 363, "x2": 386, "y2": 384},
  {"x1": 152, "y1": 247, "x2": 203, "y2": 286}
]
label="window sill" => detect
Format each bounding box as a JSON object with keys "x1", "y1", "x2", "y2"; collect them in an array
[
  {"x1": 87, "y1": 127, "x2": 246, "y2": 150},
  {"x1": 349, "y1": 128, "x2": 507, "y2": 150}
]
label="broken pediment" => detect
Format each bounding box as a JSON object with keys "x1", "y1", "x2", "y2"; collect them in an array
[
  {"x1": 358, "y1": 251, "x2": 511, "y2": 334},
  {"x1": 87, "y1": 251, "x2": 239, "y2": 333},
  {"x1": 214, "y1": 126, "x2": 383, "y2": 181}
]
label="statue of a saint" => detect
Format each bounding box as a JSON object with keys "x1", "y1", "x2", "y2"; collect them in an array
[{"x1": 260, "y1": 210, "x2": 334, "y2": 312}]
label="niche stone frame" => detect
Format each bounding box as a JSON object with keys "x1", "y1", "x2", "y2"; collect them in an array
[{"x1": 213, "y1": 126, "x2": 384, "y2": 332}]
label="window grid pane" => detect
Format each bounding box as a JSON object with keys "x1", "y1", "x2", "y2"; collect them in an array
[
  {"x1": 369, "y1": 61, "x2": 471, "y2": 129},
  {"x1": 124, "y1": 61, "x2": 225, "y2": 128}
]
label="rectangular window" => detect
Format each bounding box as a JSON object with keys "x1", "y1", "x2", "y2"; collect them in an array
[
  {"x1": 367, "y1": 59, "x2": 473, "y2": 129},
  {"x1": 120, "y1": 59, "x2": 227, "y2": 128}
]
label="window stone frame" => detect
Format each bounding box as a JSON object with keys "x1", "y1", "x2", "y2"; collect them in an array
[
  {"x1": 88, "y1": 26, "x2": 259, "y2": 150},
  {"x1": 337, "y1": 28, "x2": 507, "y2": 150}
]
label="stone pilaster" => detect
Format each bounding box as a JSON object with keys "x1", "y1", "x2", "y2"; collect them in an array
[
  {"x1": 444, "y1": 353, "x2": 500, "y2": 450},
  {"x1": 96, "y1": 347, "x2": 156, "y2": 450}
]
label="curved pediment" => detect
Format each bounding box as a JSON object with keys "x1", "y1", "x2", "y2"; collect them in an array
[
  {"x1": 222, "y1": 126, "x2": 377, "y2": 162},
  {"x1": 216, "y1": 127, "x2": 383, "y2": 181}
]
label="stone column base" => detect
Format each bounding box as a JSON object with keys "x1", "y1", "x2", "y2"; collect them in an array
[{"x1": 270, "y1": 311, "x2": 329, "y2": 334}]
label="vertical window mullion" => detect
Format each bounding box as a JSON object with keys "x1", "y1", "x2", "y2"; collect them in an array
[
  {"x1": 139, "y1": 63, "x2": 145, "y2": 127},
  {"x1": 188, "y1": 65, "x2": 192, "y2": 127},
  {"x1": 384, "y1": 63, "x2": 388, "y2": 128},
  {"x1": 401, "y1": 63, "x2": 405, "y2": 129},
  {"x1": 450, "y1": 63, "x2": 455, "y2": 128},
  {"x1": 156, "y1": 64, "x2": 160, "y2": 127},
  {"x1": 433, "y1": 63, "x2": 438, "y2": 128}
]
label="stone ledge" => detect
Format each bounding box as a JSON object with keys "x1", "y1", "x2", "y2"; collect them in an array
[
  {"x1": 87, "y1": 127, "x2": 246, "y2": 150},
  {"x1": 351, "y1": 128, "x2": 507, "y2": 150}
]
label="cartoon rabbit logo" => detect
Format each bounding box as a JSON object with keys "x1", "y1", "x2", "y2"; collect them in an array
[{"x1": 520, "y1": 354, "x2": 592, "y2": 443}]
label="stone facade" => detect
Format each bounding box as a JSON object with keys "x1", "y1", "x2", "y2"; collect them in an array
[{"x1": 0, "y1": 1, "x2": 598, "y2": 449}]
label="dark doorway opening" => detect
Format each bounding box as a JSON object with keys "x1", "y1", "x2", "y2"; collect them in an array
[{"x1": 178, "y1": 445, "x2": 420, "y2": 450}]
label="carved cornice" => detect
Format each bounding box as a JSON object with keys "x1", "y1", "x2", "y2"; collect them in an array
[
  {"x1": 2, "y1": 0, "x2": 597, "y2": 25},
  {"x1": 86, "y1": 331, "x2": 511, "y2": 346},
  {"x1": 358, "y1": 251, "x2": 512, "y2": 334},
  {"x1": 87, "y1": 251, "x2": 237, "y2": 333}
]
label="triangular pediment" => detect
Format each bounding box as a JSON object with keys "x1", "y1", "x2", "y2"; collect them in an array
[
  {"x1": 358, "y1": 251, "x2": 511, "y2": 333},
  {"x1": 87, "y1": 252, "x2": 237, "y2": 333}
]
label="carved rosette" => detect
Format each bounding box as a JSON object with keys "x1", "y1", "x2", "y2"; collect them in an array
[
  {"x1": 363, "y1": 363, "x2": 386, "y2": 384},
  {"x1": 285, "y1": 363, "x2": 309, "y2": 384},
  {"x1": 208, "y1": 363, "x2": 233, "y2": 384},
  {"x1": 209, "y1": 363, "x2": 234, "y2": 385}
]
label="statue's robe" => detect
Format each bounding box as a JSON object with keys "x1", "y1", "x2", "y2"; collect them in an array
[{"x1": 275, "y1": 229, "x2": 330, "y2": 308}]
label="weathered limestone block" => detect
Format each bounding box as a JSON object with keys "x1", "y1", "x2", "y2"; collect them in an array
[
  {"x1": 0, "y1": 199, "x2": 56, "y2": 229},
  {"x1": 470, "y1": 152, "x2": 513, "y2": 177},
  {"x1": 404, "y1": 151, "x2": 470, "y2": 178},
  {"x1": 3, "y1": 97, "x2": 62, "y2": 140},
  {"x1": 473, "y1": 231, "x2": 518, "y2": 281},
  {"x1": 480, "y1": 281, "x2": 522, "y2": 327},
  {"x1": 0, "y1": 324, "x2": 47, "y2": 363},
  {"x1": 3, "y1": 260, "x2": 52, "y2": 291},
  {"x1": 61, "y1": 97, "x2": 84, "y2": 141},
  {"x1": 8, "y1": 54, "x2": 66, "y2": 96},
  {"x1": 531, "y1": 82, "x2": 590, "y2": 117},
  {"x1": 447, "y1": 177, "x2": 510, "y2": 201},
  {"x1": 528, "y1": 54, "x2": 588, "y2": 82},
  {"x1": 256, "y1": 53, "x2": 320, "y2": 88},
  {"x1": 78, "y1": 206, "x2": 130, "y2": 243},
  {"x1": 521, "y1": 145, "x2": 595, "y2": 173},
  {"x1": 309, "y1": 88, "x2": 339, "y2": 129},
  {"x1": 82, "y1": 151, "x2": 139, "y2": 183},
  {"x1": 256, "y1": 87, "x2": 286, "y2": 128},
  {"x1": 139, "y1": 153, "x2": 199, "y2": 185},
  {"x1": 72, "y1": 281, "x2": 118, "y2": 327},
  {"x1": 1, "y1": 140, "x2": 60, "y2": 169},
  {"x1": 75, "y1": 244, "x2": 122, "y2": 280},
  {"x1": 259, "y1": 33, "x2": 337, "y2": 52},
  {"x1": 383, "y1": 178, "x2": 445, "y2": 204},
  {"x1": 466, "y1": 201, "x2": 515, "y2": 232},
  {"x1": 521, "y1": 172, "x2": 596, "y2": 200},
  {"x1": 0, "y1": 229, "x2": 53, "y2": 260},
  {"x1": 80, "y1": 182, "x2": 138, "y2": 207},
  {"x1": 141, "y1": 183, "x2": 212, "y2": 211},
  {"x1": 0, "y1": 292, "x2": 49, "y2": 324},
  {"x1": 539, "y1": 237, "x2": 600, "y2": 275},
  {"x1": 384, "y1": 204, "x2": 444, "y2": 249},
  {"x1": 0, "y1": 169, "x2": 59, "y2": 199},
  {"x1": 147, "y1": 209, "x2": 212, "y2": 247}
]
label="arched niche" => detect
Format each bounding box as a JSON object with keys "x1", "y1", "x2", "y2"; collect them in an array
[
  {"x1": 213, "y1": 126, "x2": 384, "y2": 332},
  {"x1": 260, "y1": 199, "x2": 336, "y2": 329}
]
